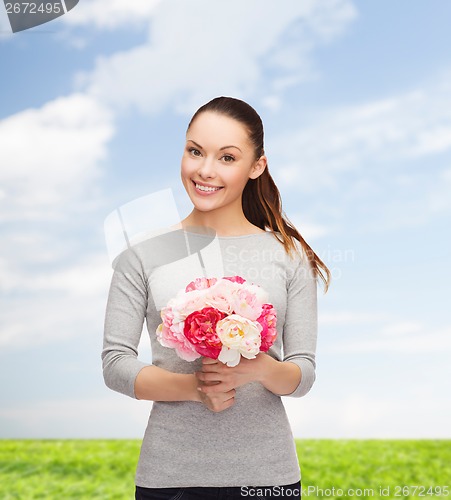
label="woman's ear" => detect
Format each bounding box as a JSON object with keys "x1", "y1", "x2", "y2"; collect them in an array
[{"x1": 249, "y1": 155, "x2": 267, "y2": 180}]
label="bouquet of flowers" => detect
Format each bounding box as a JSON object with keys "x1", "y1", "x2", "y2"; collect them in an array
[{"x1": 156, "y1": 276, "x2": 277, "y2": 367}]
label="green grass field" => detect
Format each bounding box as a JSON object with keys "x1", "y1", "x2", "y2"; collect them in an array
[{"x1": 0, "y1": 439, "x2": 449, "y2": 499}]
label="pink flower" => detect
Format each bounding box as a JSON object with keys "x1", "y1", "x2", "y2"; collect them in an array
[
  {"x1": 223, "y1": 275, "x2": 246, "y2": 284},
  {"x1": 156, "y1": 274, "x2": 278, "y2": 366},
  {"x1": 204, "y1": 279, "x2": 235, "y2": 315},
  {"x1": 173, "y1": 291, "x2": 207, "y2": 320},
  {"x1": 256, "y1": 304, "x2": 278, "y2": 352},
  {"x1": 156, "y1": 306, "x2": 200, "y2": 361},
  {"x1": 185, "y1": 277, "x2": 218, "y2": 292},
  {"x1": 184, "y1": 307, "x2": 227, "y2": 358},
  {"x1": 229, "y1": 285, "x2": 266, "y2": 321}
]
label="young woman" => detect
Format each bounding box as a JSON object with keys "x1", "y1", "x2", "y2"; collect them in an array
[{"x1": 102, "y1": 96, "x2": 331, "y2": 500}]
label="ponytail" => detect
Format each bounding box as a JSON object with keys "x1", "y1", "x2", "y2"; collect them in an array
[{"x1": 243, "y1": 168, "x2": 331, "y2": 293}]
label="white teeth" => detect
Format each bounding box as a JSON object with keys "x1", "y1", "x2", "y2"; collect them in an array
[{"x1": 195, "y1": 183, "x2": 222, "y2": 192}]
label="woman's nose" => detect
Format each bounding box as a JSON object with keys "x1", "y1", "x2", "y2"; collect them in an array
[{"x1": 197, "y1": 156, "x2": 216, "y2": 178}]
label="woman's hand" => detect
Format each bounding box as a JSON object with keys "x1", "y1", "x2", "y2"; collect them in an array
[
  {"x1": 194, "y1": 357, "x2": 236, "y2": 412},
  {"x1": 195, "y1": 378, "x2": 236, "y2": 413},
  {"x1": 194, "y1": 353, "x2": 274, "y2": 412}
]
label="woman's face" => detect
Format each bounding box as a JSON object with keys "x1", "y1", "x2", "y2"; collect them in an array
[{"x1": 180, "y1": 111, "x2": 265, "y2": 213}]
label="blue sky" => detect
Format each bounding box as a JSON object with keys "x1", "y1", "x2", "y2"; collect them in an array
[{"x1": 0, "y1": 0, "x2": 450, "y2": 439}]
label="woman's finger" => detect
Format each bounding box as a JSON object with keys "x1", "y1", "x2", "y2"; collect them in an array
[
  {"x1": 201, "y1": 357, "x2": 219, "y2": 365},
  {"x1": 201, "y1": 371, "x2": 223, "y2": 383},
  {"x1": 201, "y1": 382, "x2": 226, "y2": 394},
  {"x1": 201, "y1": 363, "x2": 222, "y2": 373}
]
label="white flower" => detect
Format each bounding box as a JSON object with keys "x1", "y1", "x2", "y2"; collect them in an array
[
  {"x1": 218, "y1": 346, "x2": 241, "y2": 367},
  {"x1": 216, "y1": 314, "x2": 262, "y2": 366}
]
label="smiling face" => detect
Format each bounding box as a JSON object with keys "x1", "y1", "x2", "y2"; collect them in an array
[{"x1": 181, "y1": 111, "x2": 266, "y2": 217}]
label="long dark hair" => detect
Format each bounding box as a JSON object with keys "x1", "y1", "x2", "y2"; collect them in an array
[{"x1": 187, "y1": 96, "x2": 331, "y2": 293}]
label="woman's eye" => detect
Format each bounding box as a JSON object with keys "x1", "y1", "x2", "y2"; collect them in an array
[
  {"x1": 187, "y1": 147, "x2": 234, "y2": 162},
  {"x1": 188, "y1": 147, "x2": 201, "y2": 156}
]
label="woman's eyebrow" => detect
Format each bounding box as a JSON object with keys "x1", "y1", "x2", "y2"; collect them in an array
[{"x1": 187, "y1": 139, "x2": 242, "y2": 153}]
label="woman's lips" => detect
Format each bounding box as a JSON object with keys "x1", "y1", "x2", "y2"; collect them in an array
[{"x1": 192, "y1": 180, "x2": 224, "y2": 196}]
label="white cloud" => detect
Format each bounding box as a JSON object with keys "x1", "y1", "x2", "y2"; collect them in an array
[
  {"x1": 356, "y1": 164, "x2": 451, "y2": 231},
  {"x1": 0, "y1": 252, "x2": 110, "y2": 296},
  {"x1": 0, "y1": 3, "x2": 13, "y2": 40},
  {"x1": 0, "y1": 92, "x2": 115, "y2": 222},
  {"x1": 319, "y1": 311, "x2": 392, "y2": 325},
  {"x1": 298, "y1": 221, "x2": 332, "y2": 240},
  {"x1": 0, "y1": 91, "x2": 118, "y2": 350},
  {"x1": 3, "y1": 388, "x2": 449, "y2": 439},
  {"x1": 316, "y1": 314, "x2": 451, "y2": 354},
  {"x1": 62, "y1": 0, "x2": 162, "y2": 29},
  {"x1": 0, "y1": 249, "x2": 156, "y2": 353},
  {"x1": 0, "y1": 394, "x2": 152, "y2": 438},
  {"x1": 380, "y1": 321, "x2": 422, "y2": 336},
  {"x1": 424, "y1": 167, "x2": 451, "y2": 215},
  {"x1": 0, "y1": 0, "x2": 162, "y2": 36},
  {"x1": 328, "y1": 325, "x2": 451, "y2": 354},
  {"x1": 270, "y1": 69, "x2": 451, "y2": 193},
  {"x1": 318, "y1": 310, "x2": 451, "y2": 354},
  {"x1": 284, "y1": 390, "x2": 451, "y2": 438},
  {"x1": 287, "y1": 213, "x2": 335, "y2": 240},
  {"x1": 0, "y1": 252, "x2": 114, "y2": 349},
  {"x1": 73, "y1": 0, "x2": 357, "y2": 116},
  {"x1": 2, "y1": 360, "x2": 449, "y2": 438},
  {"x1": 261, "y1": 95, "x2": 283, "y2": 112}
]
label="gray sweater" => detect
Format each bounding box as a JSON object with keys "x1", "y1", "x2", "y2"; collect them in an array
[{"x1": 102, "y1": 228, "x2": 318, "y2": 488}]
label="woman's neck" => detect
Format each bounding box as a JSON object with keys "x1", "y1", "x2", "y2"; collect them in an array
[{"x1": 177, "y1": 211, "x2": 265, "y2": 237}]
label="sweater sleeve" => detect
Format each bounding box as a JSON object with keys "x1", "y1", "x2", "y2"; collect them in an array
[
  {"x1": 101, "y1": 246, "x2": 150, "y2": 399},
  {"x1": 282, "y1": 248, "x2": 318, "y2": 398}
]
